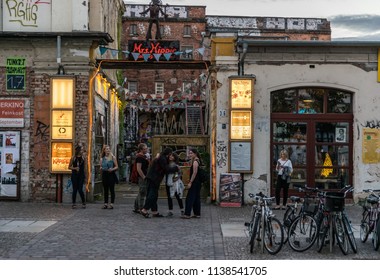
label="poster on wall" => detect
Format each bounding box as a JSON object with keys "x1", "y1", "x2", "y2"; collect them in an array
[
  {"x1": 0, "y1": 131, "x2": 21, "y2": 199},
  {"x1": 219, "y1": 173, "x2": 242, "y2": 207},
  {"x1": 363, "y1": 128, "x2": 380, "y2": 164}
]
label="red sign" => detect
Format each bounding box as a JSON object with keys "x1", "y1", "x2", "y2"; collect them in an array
[
  {"x1": 0, "y1": 99, "x2": 24, "y2": 127},
  {"x1": 128, "y1": 40, "x2": 180, "y2": 61}
]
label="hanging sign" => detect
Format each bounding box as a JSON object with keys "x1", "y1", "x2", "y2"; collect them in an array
[{"x1": 128, "y1": 40, "x2": 180, "y2": 61}]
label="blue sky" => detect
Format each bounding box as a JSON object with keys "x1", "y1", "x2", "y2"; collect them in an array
[{"x1": 124, "y1": 0, "x2": 380, "y2": 40}]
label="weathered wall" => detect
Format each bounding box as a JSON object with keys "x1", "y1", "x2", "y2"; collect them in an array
[{"x1": 214, "y1": 46, "x2": 380, "y2": 202}]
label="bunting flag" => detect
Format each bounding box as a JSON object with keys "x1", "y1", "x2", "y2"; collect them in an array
[
  {"x1": 99, "y1": 46, "x2": 108, "y2": 55},
  {"x1": 132, "y1": 53, "x2": 140, "y2": 61},
  {"x1": 196, "y1": 47, "x2": 205, "y2": 56},
  {"x1": 153, "y1": 53, "x2": 162, "y2": 61},
  {"x1": 163, "y1": 53, "x2": 172, "y2": 61},
  {"x1": 142, "y1": 54, "x2": 150, "y2": 62}
]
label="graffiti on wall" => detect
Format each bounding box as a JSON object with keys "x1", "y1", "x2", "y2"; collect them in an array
[
  {"x1": 363, "y1": 120, "x2": 380, "y2": 129},
  {"x1": 216, "y1": 140, "x2": 227, "y2": 168},
  {"x1": 34, "y1": 120, "x2": 50, "y2": 144},
  {"x1": 3, "y1": 0, "x2": 52, "y2": 32}
]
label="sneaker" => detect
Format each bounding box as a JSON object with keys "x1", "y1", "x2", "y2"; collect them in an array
[
  {"x1": 167, "y1": 211, "x2": 174, "y2": 217},
  {"x1": 181, "y1": 210, "x2": 185, "y2": 216},
  {"x1": 72, "y1": 204, "x2": 77, "y2": 209}
]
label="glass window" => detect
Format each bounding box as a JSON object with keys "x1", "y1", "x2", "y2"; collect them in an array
[
  {"x1": 155, "y1": 82, "x2": 164, "y2": 94},
  {"x1": 181, "y1": 45, "x2": 193, "y2": 60},
  {"x1": 128, "y1": 81, "x2": 138, "y2": 93},
  {"x1": 183, "y1": 25, "x2": 191, "y2": 36},
  {"x1": 130, "y1": 24, "x2": 138, "y2": 35},
  {"x1": 298, "y1": 88, "x2": 324, "y2": 114},
  {"x1": 271, "y1": 89, "x2": 296, "y2": 113},
  {"x1": 315, "y1": 122, "x2": 349, "y2": 143},
  {"x1": 327, "y1": 90, "x2": 352, "y2": 113},
  {"x1": 273, "y1": 122, "x2": 307, "y2": 143}
]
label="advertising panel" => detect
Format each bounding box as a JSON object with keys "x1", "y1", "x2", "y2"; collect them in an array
[
  {"x1": 51, "y1": 142, "x2": 72, "y2": 173},
  {"x1": 0, "y1": 99, "x2": 24, "y2": 127},
  {"x1": 219, "y1": 173, "x2": 242, "y2": 207}
]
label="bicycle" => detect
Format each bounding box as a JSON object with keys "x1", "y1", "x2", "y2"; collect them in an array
[
  {"x1": 360, "y1": 189, "x2": 380, "y2": 250},
  {"x1": 245, "y1": 192, "x2": 284, "y2": 255},
  {"x1": 286, "y1": 186, "x2": 319, "y2": 252},
  {"x1": 316, "y1": 185, "x2": 356, "y2": 255}
]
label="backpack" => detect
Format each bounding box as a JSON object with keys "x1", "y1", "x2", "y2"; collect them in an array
[
  {"x1": 198, "y1": 167, "x2": 208, "y2": 183},
  {"x1": 130, "y1": 154, "x2": 145, "y2": 184}
]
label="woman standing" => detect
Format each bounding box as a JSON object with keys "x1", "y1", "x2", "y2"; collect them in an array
[
  {"x1": 100, "y1": 145, "x2": 118, "y2": 209},
  {"x1": 275, "y1": 149, "x2": 293, "y2": 210},
  {"x1": 68, "y1": 145, "x2": 86, "y2": 209},
  {"x1": 165, "y1": 152, "x2": 184, "y2": 217},
  {"x1": 133, "y1": 143, "x2": 150, "y2": 214},
  {"x1": 182, "y1": 148, "x2": 202, "y2": 219}
]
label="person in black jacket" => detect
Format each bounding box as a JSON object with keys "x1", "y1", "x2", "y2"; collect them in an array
[
  {"x1": 140, "y1": 147, "x2": 175, "y2": 218},
  {"x1": 68, "y1": 145, "x2": 86, "y2": 209}
]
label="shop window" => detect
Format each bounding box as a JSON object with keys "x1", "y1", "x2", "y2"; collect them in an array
[{"x1": 181, "y1": 46, "x2": 193, "y2": 60}]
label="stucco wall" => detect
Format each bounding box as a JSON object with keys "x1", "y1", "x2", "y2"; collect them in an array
[{"x1": 214, "y1": 48, "x2": 380, "y2": 202}]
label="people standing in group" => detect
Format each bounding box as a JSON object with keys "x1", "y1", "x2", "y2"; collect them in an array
[
  {"x1": 100, "y1": 145, "x2": 118, "y2": 209},
  {"x1": 140, "y1": 147, "x2": 176, "y2": 218},
  {"x1": 275, "y1": 149, "x2": 293, "y2": 210},
  {"x1": 182, "y1": 148, "x2": 203, "y2": 219},
  {"x1": 68, "y1": 145, "x2": 86, "y2": 209},
  {"x1": 165, "y1": 152, "x2": 184, "y2": 217},
  {"x1": 133, "y1": 143, "x2": 150, "y2": 214}
]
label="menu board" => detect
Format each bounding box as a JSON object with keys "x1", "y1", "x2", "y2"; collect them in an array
[{"x1": 0, "y1": 131, "x2": 21, "y2": 198}]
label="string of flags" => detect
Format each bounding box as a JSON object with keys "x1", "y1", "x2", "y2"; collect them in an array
[{"x1": 99, "y1": 46, "x2": 206, "y2": 61}]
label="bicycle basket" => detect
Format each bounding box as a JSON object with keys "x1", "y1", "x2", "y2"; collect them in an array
[
  {"x1": 303, "y1": 197, "x2": 318, "y2": 214},
  {"x1": 324, "y1": 192, "x2": 345, "y2": 212}
]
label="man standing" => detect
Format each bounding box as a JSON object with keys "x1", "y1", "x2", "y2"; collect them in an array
[{"x1": 140, "y1": 0, "x2": 168, "y2": 40}]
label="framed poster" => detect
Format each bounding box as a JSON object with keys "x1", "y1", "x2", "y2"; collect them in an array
[
  {"x1": 230, "y1": 78, "x2": 253, "y2": 109},
  {"x1": 229, "y1": 141, "x2": 252, "y2": 173},
  {"x1": 335, "y1": 127, "x2": 346, "y2": 142},
  {"x1": 0, "y1": 130, "x2": 21, "y2": 199},
  {"x1": 219, "y1": 173, "x2": 242, "y2": 207},
  {"x1": 50, "y1": 142, "x2": 72, "y2": 173}
]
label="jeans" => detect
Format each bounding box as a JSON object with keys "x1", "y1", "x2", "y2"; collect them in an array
[
  {"x1": 134, "y1": 177, "x2": 147, "y2": 210},
  {"x1": 275, "y1": 175, "x2": 289, "y2": 206},
  {"x1": 165, "y1": 184, "x2": 183, "y2": 211}
]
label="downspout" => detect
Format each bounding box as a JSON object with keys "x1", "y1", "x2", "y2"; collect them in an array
[{"x1": 238, "y1": 42, "x2": 248, "y2": 76}]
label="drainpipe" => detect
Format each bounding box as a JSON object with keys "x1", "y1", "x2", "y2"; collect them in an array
[{"x1": 238, "y1": 42, "x2": 248, "y2": 76}]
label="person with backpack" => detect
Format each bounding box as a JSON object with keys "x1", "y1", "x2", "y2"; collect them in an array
[
  {"x1": 132, "y1": 143, "x2": 150, "y2": 214},
  {"x1": 182, "y1": 148, "x2": 203, "y2": 219}
]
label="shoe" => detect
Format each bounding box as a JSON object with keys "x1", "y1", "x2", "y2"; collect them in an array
[
  {"x1": 140, "y1": 209, "x2": 150, "y2": 218},
  {"x1": 108, "y1": 204, "x2": 114, "y2": 209},
  {"x1": 191, "y1": 215, "x2": 201, "y2": 218},
  {"x1": 152, "y1": 213, "x2": 164, "y2": 218},
  {"x1": 274, "y1": 206, "x2": 280, "y2": 210},
  {"x1": 181, "y1": 215, "x2": 191, "y2": 219},
  {"x1": 102, "y1": 204, "x2": 108, "y2": 209},
  {"x1": 167, "y1": 211, "x2": 174, "y2": 217},
  {"x1": 132, "y1": 209, "x2": 141, "y2": 214},
  {"x1": 82, "y1": 204, "x2": 86, "y2": 209},
  {"x1": 72, "y1": 204, "x2": 77, "y2": 209},
  {"x1": 282, "y1": 206, "x2": 286, "y2": 210},
  {"x1": 181, "y1": 210, "x2": 185, "y2": 216}
]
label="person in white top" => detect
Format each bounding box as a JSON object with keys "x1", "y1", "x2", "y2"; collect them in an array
[{"x1": 275, "y1": 149, "x2": 293, "y2": 210}]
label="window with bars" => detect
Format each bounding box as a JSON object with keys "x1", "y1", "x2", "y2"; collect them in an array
[{"x1": 128, "y1": 81, "x2": 138, "y2": 93}]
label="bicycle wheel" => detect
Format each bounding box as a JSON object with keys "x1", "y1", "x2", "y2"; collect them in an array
[
  {"x1": 360, "y1": 208, "x2": 370, "y2": 243},
  {"x1": 263, "y1": 216, "x2": 284, "y2": 255},
  {"x1": 317, "y1": 217, "x2": 329, "y2": 253},
  {"x1": 282, "y1": 207, "x2": 296, "y2": 244},
  {"x1": 288, "y1": 214, "x2": 318, "y2": 252},
  {"x1": 372, "y1": 221, "x2": 380, "y2": 251},
  {"x1": 342, "y1": 213, "x2": 357, "y2": 253},
  {"x1": 334, "y1": 214, "x2": 349, "y2": 255},
  {"x1": 250, "y1": 215, "x2": 261, "y2": 253}
]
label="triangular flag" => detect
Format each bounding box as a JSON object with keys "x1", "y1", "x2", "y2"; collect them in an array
[
  {"x1": 132, "y1": 53, "x2": 140, "y2": 61},
  {"x1": 122, "y1": 50, "x2": 130, "y2": 55},
  {"x1": 153, "y1": 53, "x2": 162, "y2": 61},
  {"x1": 111, "y1": 49, "x2": 118, "y2": 57},
  {"x1": 99, "y1": 46, "x2": 108, "y2": 55},
  {"x1": 185, "y1": 49, "x2": 193, "y2": 54},
  {"x1": 174, "y1": 51, "x2": 182, "y2": 56},
  {"x1": 142, "y1": 94, "x2": 147, "y2": 99},
  {"x1": 142, "y1": 54, "x2": 150, "y2": 62},
  {"x1": 163, "y1": 53, "x2": 172, "y2": 61},
  {"x1": 196, "y1": 47, "x2": 205, "y2": 56}
]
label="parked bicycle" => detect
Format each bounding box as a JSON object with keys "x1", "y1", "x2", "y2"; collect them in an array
[
  {"x1": 316, "y1": 185, "x2": 357, "y2": 255},
  {"x1": 284, "y1": 185, "x2": 319, "y2": 252},
  {"x1": 360, "y1": 189, "x2": 380, "y2": 250},
  {"x1": 245, "y1": 192, "x2": 284, "y2": 255}
]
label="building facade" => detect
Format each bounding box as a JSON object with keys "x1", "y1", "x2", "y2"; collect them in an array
[{"x1": 0, "y1": 0, "x2": 124, "y2": 202}]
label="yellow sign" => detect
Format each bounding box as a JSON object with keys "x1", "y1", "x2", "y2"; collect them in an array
[
  {"x1": 230, "y1": 79, "x2": 252, "y2": 109},
  {"x1": 230, "y1": 111, "x2": 252, "y2": 139},
  {"x1": 363, "y1": 128, "x2": 380, "y2": 164},
  {"x1": 51, "y1": 142, "x2": 72, "y2": 173},
  {"x1": 51, "y1": 110, "x2": 73, "y2": 139}
]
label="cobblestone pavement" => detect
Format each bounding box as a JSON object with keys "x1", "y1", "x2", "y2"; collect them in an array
[{"x1": 0, "y1": 186, "x2": 379, "y2": 260}]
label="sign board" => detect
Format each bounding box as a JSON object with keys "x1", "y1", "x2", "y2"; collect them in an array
[
  {"x1": 230, "y1": 79, "x2": 252, "y2": 108},
  {"x1": 51, "y1": 110, "x2": 73, "y2": 139},
  {"x1": 6, "y1": 57, "x2": 26, "y2": 91},
  {"x1": 128, "y1": 40, "x2": 180, "y2": 61},
  {"x1": 0, "y1": 100, "x2": 25, "y2": 127},
  {"x1": 51, "y1": 142, "x2": 72, "y2": 173},
  {"x1": 230, "y1": 110, "x2": 252, "y2": 140},
  {"x1": 229, "y1": 141, "x2": 252, "y2": 173},
  {"x1": 219, "y1": 173, "x2": 242, "y2": 207}
]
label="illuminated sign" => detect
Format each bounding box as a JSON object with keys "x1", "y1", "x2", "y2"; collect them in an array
[
  {"x1": 230, "y1": 111, "x2": 252, "y2": 140},
  {"x1": 51, "y1": 142, "x2": 72, "y2": 173},
  {"x1": 128, "y1": 40, "x2": 180, "y2": 61},
  {"x1": 6, "y1": 57, "x2": 26, "y2": 91},
  {"x1": 230, "y1": 79, "x2": 252, "y2": 108}
]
